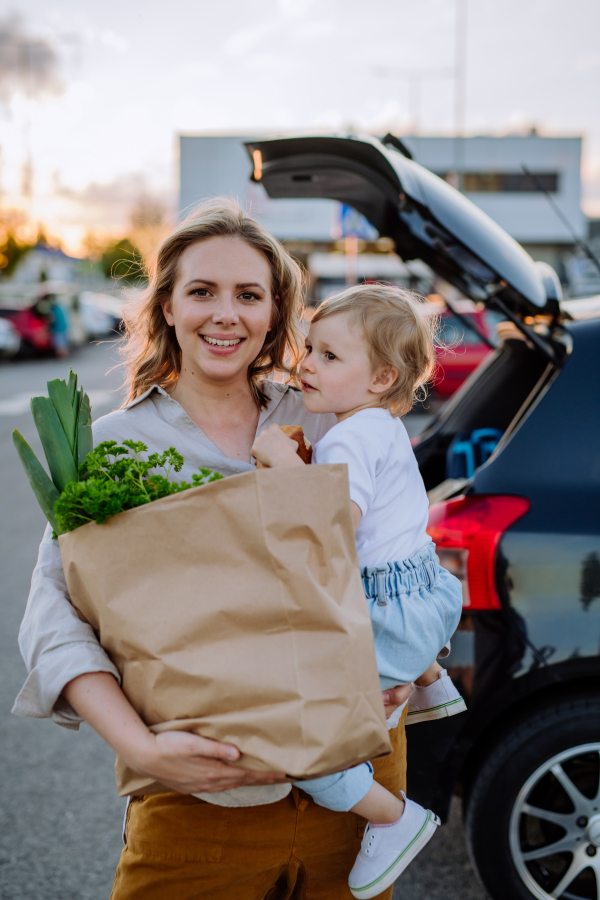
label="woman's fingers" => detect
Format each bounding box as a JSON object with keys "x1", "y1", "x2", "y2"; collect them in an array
[
  {"x1": 146, "y1": 731, "x2": 286, "y2": 794},
  {"x1": 182, "y1": 732, "x2": 241, "y2": 761}
]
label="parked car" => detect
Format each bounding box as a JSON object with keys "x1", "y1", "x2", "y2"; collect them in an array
[
  {"x1": 0, "y1": 304, "x2": 53, "y2": 355},
  {"x1": 79, "y1": 291, "x2": 124, "y2": 335},
  {"x1": 0, "y1": 316, "x2": 21, "y2": 359},
  {"x1": 247, "y1": 133, "x2": 600, "y2": 900},
  {"x1": 79, "y1": 292, "x2": 119, "y2": 339}
]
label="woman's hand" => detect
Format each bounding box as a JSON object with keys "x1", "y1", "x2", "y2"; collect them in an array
[
  {"x1": 130, "y1": 730, "x2": 285, "y2": 794},
  {"x1": 63, "y1": 672, "x2": 285, "y2": 794},
  {"x1": 251, "y1": 424, "x2": 305, "y2": 469},
  {"x1": 382, "y1": 684, "x2": 412, "y2": 719}
]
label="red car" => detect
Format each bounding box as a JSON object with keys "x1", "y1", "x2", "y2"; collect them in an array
[
  {"x1": 0, "y1": 305, "x2": 53, "y2": 354},
  {"x1": 430, "y1": 306, "x2": 501, "y2": 399}
]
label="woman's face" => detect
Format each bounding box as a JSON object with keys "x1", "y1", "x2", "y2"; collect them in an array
[{"x1": 162, "y1": 235, "x2": 274, "y2": 386}]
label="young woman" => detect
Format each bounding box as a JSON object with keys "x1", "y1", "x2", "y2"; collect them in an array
[{"x1": 13, "y1": 200, "x2": 410, "y2": 900}]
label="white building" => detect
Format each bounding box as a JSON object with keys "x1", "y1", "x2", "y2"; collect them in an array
[
  {"x1": 401, "y1": 134, "x2": 584, "y2": 273},
  {"x1": 10, "y1": 243, "x2": 82, "y2": 284}
]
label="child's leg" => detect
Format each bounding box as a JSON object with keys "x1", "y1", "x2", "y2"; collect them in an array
[
  {"x1": 350, "y1": 780, "x2": 405, "y2": 823},
  {"x1": 414, "y1": 660, "x2": 443, "y2": 686},
  {"x1": 297, "y1": 763, "x2": 375, "y2": 813},
  {"x1": 300, "y1": 763, "x2": 405, "y2": 824}
]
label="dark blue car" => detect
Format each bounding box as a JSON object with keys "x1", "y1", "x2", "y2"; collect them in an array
[{"x1": 246, "y1": 133, "x2": 600, "y2": 900}]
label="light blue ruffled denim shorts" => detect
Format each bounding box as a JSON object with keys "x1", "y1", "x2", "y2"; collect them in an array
[
  {"x1": 296, "y1": 542, "x2": 463, "y2": 812},
  {"x1": 362, "y1": 542, "x2": 463, "y2": 690}
]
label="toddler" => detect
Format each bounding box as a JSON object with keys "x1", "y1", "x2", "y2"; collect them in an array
[{"x1": 252, "y1": 284, "x2": 465, "y2": 899}]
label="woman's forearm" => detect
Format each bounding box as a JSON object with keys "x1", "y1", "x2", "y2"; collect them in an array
[
  {"x1": 63, "y1": 672, "x2": 157, "y2": 766},
  {"x1": 63, "y1": 672, "x2": 286, "y2": 794}
]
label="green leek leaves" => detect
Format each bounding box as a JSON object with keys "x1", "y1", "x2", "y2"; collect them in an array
[{"x1": 12, "y1": 369, "x2": 93, "y2": 535}]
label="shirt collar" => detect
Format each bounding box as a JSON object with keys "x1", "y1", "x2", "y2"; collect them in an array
[
  {"x1": 124, "y1": 380, "x2": 293, "y2": 418},
  {"x1": 122, "y1": 384, "x2": 171, "y2": 410}
]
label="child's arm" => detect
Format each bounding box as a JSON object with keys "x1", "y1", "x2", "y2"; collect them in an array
[{"x1": 253, "y1": 429, "x2": 363, "y2": 534}]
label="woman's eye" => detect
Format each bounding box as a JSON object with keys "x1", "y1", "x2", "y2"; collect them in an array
[
  {"x1": 239, "y1": 292, "x2": 259, "y2": 302},
  {"x1": 325, "y1": 351, "x2": 337, "y2": 361},
  {"x1": 191, "y1": 288, "x2": 210, "y2": 298}
]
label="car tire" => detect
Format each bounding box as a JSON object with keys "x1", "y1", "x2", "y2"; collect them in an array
[{"x1": 465, "y1": 693, "x2": 600, "y2": 900}]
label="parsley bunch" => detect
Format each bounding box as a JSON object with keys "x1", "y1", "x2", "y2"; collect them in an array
[{"x1": 54, "y1": 439, "x2": 223, "y2": 534}]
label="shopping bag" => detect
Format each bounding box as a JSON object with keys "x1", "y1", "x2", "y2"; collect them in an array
[{"x1": 59, "y1": 464, "x2": 391, "y2": 796}]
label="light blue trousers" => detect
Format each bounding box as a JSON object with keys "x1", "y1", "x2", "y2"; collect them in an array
[{"x1": 296, "y1": 543, "x2": 463, "y2": 811}]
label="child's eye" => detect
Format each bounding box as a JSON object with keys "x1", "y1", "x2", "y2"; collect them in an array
[
  {"x1": 325, "y1": 351, "x2": 337, "y2": 361},
  {"x1": 304, "y1": 344, "x2": 312, "y2": 355}
]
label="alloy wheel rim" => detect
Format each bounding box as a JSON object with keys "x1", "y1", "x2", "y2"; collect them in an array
[{"x1": 509, "y1": 743, "x2": 600, "y2": 900}]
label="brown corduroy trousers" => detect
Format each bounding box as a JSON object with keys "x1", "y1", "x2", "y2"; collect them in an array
[{"x1": 111, "y1": 711, "x2": 406, "y2": 900}]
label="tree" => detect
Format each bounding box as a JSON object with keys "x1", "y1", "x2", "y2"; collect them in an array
[{"x1": 100, "y1": 238, "x2": 144, "y2": 284}]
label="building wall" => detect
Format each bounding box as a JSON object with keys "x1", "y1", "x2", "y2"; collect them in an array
[
  {"x1": 402, "y1": 135, "x2": 584, "y2": 244},
  {"x1": 179, "y1": 135, "x2": 337, "y2": 241}
]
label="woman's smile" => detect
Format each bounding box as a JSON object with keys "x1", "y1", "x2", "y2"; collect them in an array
[{"x1": 199, "y1": 333, "x2": 246, "y2": 354}]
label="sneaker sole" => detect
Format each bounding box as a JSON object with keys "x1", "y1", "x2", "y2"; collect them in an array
[
  {"x1": 349, "y1": 810, "x2": 441, "y2": 899},
  {"x1": 406, "y1": 697, "x2": 467, "y2": 725}
]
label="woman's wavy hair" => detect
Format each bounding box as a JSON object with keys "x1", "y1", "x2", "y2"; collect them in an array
[{"x1": 119, "y1": 198, "x2": 305, "y2": 408}]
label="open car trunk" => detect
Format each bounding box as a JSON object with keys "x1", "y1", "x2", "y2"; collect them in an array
[
  {"x1": 245, "y1": 133, "x2": 569, "y2": 494},
  {"x1": 414, "y1": 325, "x2": 560, "y2": 496}
]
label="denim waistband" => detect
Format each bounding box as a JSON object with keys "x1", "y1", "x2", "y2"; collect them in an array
[{"x1": 361, "y1": 543, "x2": 438, "y2": 607}]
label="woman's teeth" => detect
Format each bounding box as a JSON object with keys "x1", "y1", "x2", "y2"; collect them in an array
[{"x1": 202, "y1": 336, "x2": 242, "y2": 347}]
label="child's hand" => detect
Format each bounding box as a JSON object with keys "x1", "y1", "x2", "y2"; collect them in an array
[{"x1": 252, "y1": 425, "x2": 306, "y2": 469}]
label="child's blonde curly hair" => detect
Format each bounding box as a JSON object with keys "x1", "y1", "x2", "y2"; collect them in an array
[{"x1": 312, "y1": 283, "x2": 437, "y2": 416}]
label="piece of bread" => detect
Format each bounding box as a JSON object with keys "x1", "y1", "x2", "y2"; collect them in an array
[{"x1": 256, "y1": 425, "x2": 312, "y2": 468}]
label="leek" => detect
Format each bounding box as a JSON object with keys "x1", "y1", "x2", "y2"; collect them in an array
[{"x1": 12, "y1": 369, "x2": 93, "y2": 535}]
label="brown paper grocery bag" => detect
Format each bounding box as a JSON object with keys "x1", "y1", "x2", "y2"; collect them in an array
[{"x1": 59, "y1": 464, "x2": 391, "y2": 796}]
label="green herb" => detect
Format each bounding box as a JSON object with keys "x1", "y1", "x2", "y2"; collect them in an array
[
  {"x1": 12, "y1": 369, "x2": 93, "y2": 535},
  {"x1": 54, "y1": 440, "x2": 223, "y2": 533},
  {"x1": 13, "y1": 370, "x2": 223, "y2": 536}
]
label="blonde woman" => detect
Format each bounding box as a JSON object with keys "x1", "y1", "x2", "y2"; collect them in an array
[{"x1": 13, "y1": 200, "x2": 409, "y2": 900}]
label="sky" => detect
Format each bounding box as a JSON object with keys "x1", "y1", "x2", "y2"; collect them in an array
[{"x1": 1, "y1": 0, "x2": 600, "y2": 253}]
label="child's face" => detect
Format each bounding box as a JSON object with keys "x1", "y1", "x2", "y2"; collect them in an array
[{"x1": 300, "y1": 313, "x2": 391, "y2": 420}]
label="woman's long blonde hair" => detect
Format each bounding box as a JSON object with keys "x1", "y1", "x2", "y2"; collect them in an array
[{"x1": 119, "y1": 199, "x2": 305, "y2": 408}]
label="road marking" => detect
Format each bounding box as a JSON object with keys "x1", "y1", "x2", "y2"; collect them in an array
[{"x1": 0, "y1": 390, "x2": 116, "y2": 417}]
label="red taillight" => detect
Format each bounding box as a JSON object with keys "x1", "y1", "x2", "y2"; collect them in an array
[{"x1": 427, "y1": 494, "x2": 531, "y2": 610}]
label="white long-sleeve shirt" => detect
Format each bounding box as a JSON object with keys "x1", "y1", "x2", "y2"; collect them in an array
[{"x1": 12, "y1": 381, "x2": 336, "y2": 808}]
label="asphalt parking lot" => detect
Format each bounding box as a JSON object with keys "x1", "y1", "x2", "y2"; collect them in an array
[{"x1": 0, "y1": 341, "x2": 488, "y2": 899}]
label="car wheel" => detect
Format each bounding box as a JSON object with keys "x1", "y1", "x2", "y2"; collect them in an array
[{"x1": 465, "y1": 695, "x2": 600, "y2": 900}]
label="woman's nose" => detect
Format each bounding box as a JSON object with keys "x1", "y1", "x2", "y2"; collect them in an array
[{"x1": 212, "y1": 294, "x2": 239, "y2": 325}]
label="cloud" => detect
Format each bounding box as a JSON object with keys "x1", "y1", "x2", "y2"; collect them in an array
[
  {"x1": 0, "y1": 14, "x2": 62, "y2": 101},
  {"x1": 277, "y1": 0, "x2": 318, "y2": 19},
  {"x1": 99, "y1": 29, "x2": 129, "y2": 53},
  {"x1": 225, "y1": 21, "x2": 279, "y2": 55},
  {"x1": 576, "y1": 52, "x2": 600, "y2": 72}
]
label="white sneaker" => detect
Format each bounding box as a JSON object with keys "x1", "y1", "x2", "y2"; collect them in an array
[
  {"x1": 348, "y1": 794, "x2": 440, "y2": 899},
  {"x1": 406, "y1": 669, "x2": 467, "y2": 725}
]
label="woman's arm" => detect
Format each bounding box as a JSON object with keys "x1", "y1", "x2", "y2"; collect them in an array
[
  {"x1": 64, "y1": 673, "x2": 285, "y2": 793},
  {"x1": 12, "y1": 525, "x2": 121, "y2": 726},
  {"x1": 15, "y1": 527, "x2": 284, "y2": 792}
]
